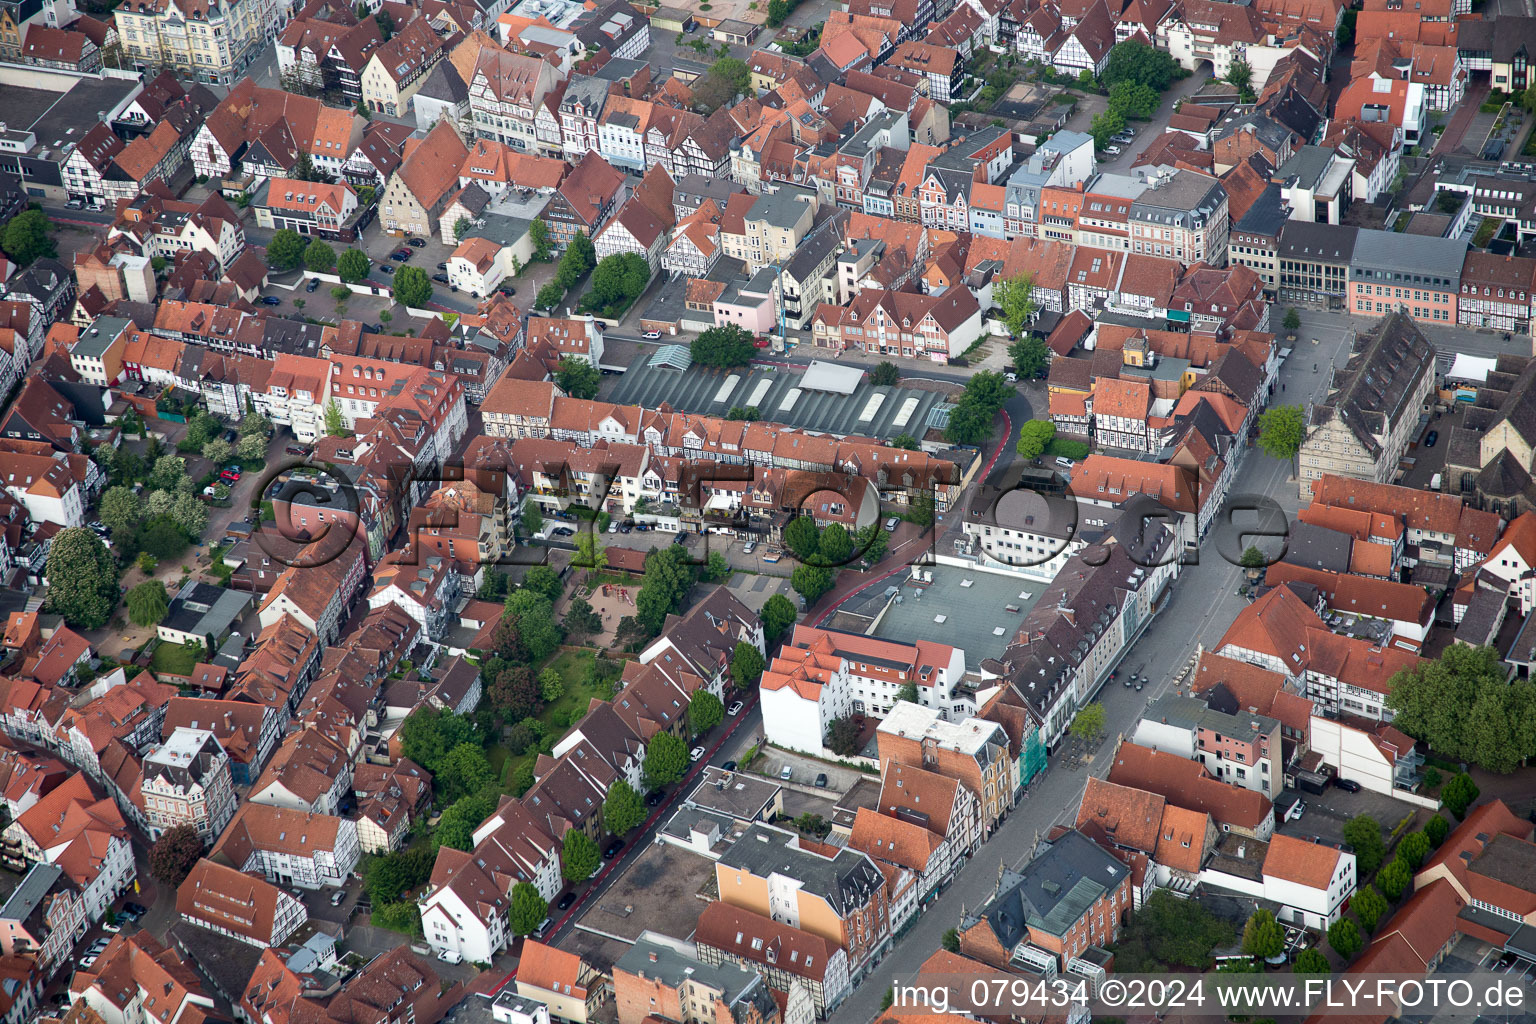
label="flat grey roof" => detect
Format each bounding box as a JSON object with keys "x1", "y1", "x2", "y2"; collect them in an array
[
  {"x1": 1350, "y1": 228, "x2": 1468, "y2": 280},
  {"x1": 75, "y1": 316, "x2": 133, "y2": 358},
  {"x1": 0, "y1": 862, "x2": 61, "y2": 923},
  {"x1": 850, "y1": 567, "x2": 1043, "y2": 671},
  {"x1": 607, "y1": 358, "x2": 953, "y2": 442}
]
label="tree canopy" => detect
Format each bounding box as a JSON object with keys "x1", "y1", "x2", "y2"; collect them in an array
[
  {"x1": 510, "y1": 881, "x2": 548, "y2": 935},
  {"x1": 45, "y1": 528, "x2": 119, "y2": 629},
  {"x1": 555, "y1": 356, "x2": 601, "y2": 399},
  {"x1": 1241, "y1": 909, "x2": 1284, "y2": 960},
  {"x1": 1015, "y1": 419, "x2": 1056, "y2": 460},
  {"x1": 1257, "y1": 404, "x2": 1306, "y2": 466},
  {"x1": 127, "y1": 580, "x2": 170, "y2": 627},
  {"x1": 304, "y1": 240, "x2": 336, "y2": 273},
  {"x1": 944, "y1": 371, "x2": 1012, "y2": 446},
  {"x1": 267, "y1": 229, "x2": 308, "y2": 271},
  {"x1": 585, "y1": 252, "x2": 650, "y2": 313},
  {"x1": 2, "y1": 209, "x2": 56, "y2": 265},
  {"x1": 604, "y1": 780, "x2": 646, "y2": 835},
  {"x1": 996, "y1": 274, "x2": 1037, "y2": 336},
  {"x1": 148, "y1": 825, "x2": 203, "y2": 886},
  {"x1": 337, "y1": 248, "x2": 370, "y2": 282},
  {"x1": 761, "y1": 593, "x2": 797, "y2": 642},
  {"x1": 1102, "y1": 40, "x2": 1181, "y2": 90},
  {"x1": 871, "y1": 361, "x2": 900, "y2": 386},
  {"x1": 731, "y1": 641, "x2": 765, "y2": 688},
  {"x1": 644, "y1": 731, "x2": 689, "y2": 786},
  {"x1": 689, "y1": 690, "x2": 724, "y2": 736},
  {"x1": 1342, "y1": 815, "x2": 1385, "y2": 875},
  {"x1": 1386, "y1": 644, "x2": 1536, "y2": 773},
  {"x1": 635, "y1": 546, "x2": 693, "y2": 635},
  {"x1": 394, "y1": 265, "x2": 433, "y2": 307},
  {"x1": 562, "y1": 829, "x2": 600, "y2": 882},
  {"x1": 692, "y1": 325, "x2": 756, "y2": 369}
]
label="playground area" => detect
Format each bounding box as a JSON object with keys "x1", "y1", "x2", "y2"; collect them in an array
[{"x1": 555, "y1": 573, "x2": 639, "y2": 648}]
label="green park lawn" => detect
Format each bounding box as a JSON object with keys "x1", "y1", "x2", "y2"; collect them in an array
[{"x1": 150, "y1": 639, "x2": 201, "y2": 676}]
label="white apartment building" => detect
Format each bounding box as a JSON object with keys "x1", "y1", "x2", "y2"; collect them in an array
[{"x1": 140, "y1": 728, "x2": 238, "y2": 842}]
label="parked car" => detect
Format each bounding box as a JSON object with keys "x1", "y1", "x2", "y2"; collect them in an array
[
  {"x1": 379, "y1": 264, "x2": 395, "y2": 274},
  {"x1": 389, "y1": 251, "x2": 410, "y2": 262},
  {"x1": 1424, "y1": 430, "x2": 1439, "y2": 447},
  {"x1": 814, "y1": 772, "x2": 828, "y2": 788},
  {"x1": 689, "y1": 746, "x2": 705, "y2": 762},
  {"x1": 643, "y1": 330, "x2": 662, "y2": 339},
  {"x1": 437, "y1": 262, "x2": 449, "y2": 270},
  {"x1": 753, "y1": 336, "x2": 771, "y2": 348},
  {"x1": 500, "y1": 284, "x2": 516, "y2": 296},
  {"x1": 742, "y1": 541, "x2": 756, "y2": 554},
  {"x1": 260, "y1": 295, "x2": 282, "y2": 305},
  {"x1": 305, "y1": 277, "x2": 321, "y2": 292},
  {"x1": 123, "y1": 903, "x2": 148, "y2": 916},
  {"x1": 407, "y1": 237, "x2": 426, "y2": 248},
  {"x1": 552, "y1": 526, "x2": 575, "y2": 536},
  {"x1": 608, "y1": 521, "x2": 620, "y2": 533},
  {"x1": 223, "y1": 467, "x2": 242, "y2": 480},
  {"x1": 779, "y1": 765, "x2": 793, "y2": 781},
  {"x1": 329, "y1": 891, "x2": 345, "y2": 906},
  {"x1": 645, "y1": 788, "x2": 664, "y2": 807},
  {"x1": 431, "y1": 273, "x2": 450, "y2": 284},
  {"x1": 619, "y1": 521, "x2": 633, "y2": 533},
  {"x1": 78, "y1": 955, "x2": 97, "y2": 970},
  {"x1": 286, "y1": 445, "x2": 308, "y2": 456},
  {"x1": 722, "y1": 760, "x2": 737, "y2": 771},
  {"x1": 1334, "y1": 777, "x2": 1362, "y2": 793},
  {"x1": 437, "y1": 949, "x2": 462, "y2": 964},
  {"x1": 1104, "y1": 145, "x2": 1123, "y2": 155},
  {"x1": 102, "y1": 921, "x2": 121, "y2": 933},
  {"x1": 1286, "y1": 800, "x2": 1306, "y2": 822},
  {"x1": 557, "y1": 891, "x2": 576, "y2": 910},
  {"x1": 603, "y1": 838, "x2": 624, "y2": 859},
  {"x1": 66, "y1": 198, "x2": 84, "y2": 209},
  {"x1": 727, "y1": 701, "x2": 744, "y2": 716},
  {"x1": 884, "y1": 516, "x2": 900, "y2": 532}
]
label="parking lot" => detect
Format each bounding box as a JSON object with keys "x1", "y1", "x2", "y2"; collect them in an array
[
  {"x1": 751, "y1": 747, "x2": 867, "y2": 792},
  {"x1": 1276, "y1": 784, "x2": 1430, "y2": 848}
]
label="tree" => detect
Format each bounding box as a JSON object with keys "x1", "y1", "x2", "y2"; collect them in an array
[
  {"x1": 761, "y1": 593, "x2": 797, "y2": 643},
  {"x1": 454, "y1": 217, "x2": 470, "y2": 242},
  {"x1": 783, "y1": 516, "x2": 821, "y2": 562},
  {"x1": 1009, "y1": 337, "x2": 1048, "y2": 382},
  {"x1": 586, "y1": 252, "x2": 649, "y2": 312},
  {"x1": 540, "y1": 667, "x2": 564, "y2": 703},
  {"x1": 202, "y1": 437, "x2": 233, "y2": 466},
  {"x1": 147, "y1": 490, "x2": 176, "y2": 519},
  {"x1": 394, "y1": 265, "x2": 432, "y2": 307},
  {"x1": 562, "y1": 828, "x2": 600, "y2": 882},
  {"x1": 1444, "y1": 772, "x2": 1481, "y2": 818},
  {"x1": 943, "y1": 400, "x2": 993, "y2": 446},
  {"x1": 438, "y1": 789, "x2": 498, "y2": 850},
  {"x1": 1283, "y1": 307, "x2": 1301, "y2": 333},
  {"x1": 1353, "y1": 885, "x2": 1389, "y2": 933},
  {"x1": 689, "y1": 690, "x2": 724, "y2": 737},
  {"x1": 1225, "y1": 57, "x2": 1254, "y2": 99},
  {"x1": 890, "y1": 433, "x2": 919, "y2": 450},
  {"x1": 856, "y1": 522, "x2": 888, "y2": 565},
  {"x1": 1385, "y1": 645, "x2": 1531, "y2": 772},
  {"x1": 1396, "y1": 830, "x2": 1431, "y2": 870},
  {"x1": 523, "y1": 565, "x2": 564, "y2": 602},
  {"x1": 138, "y1": 515, "x2": 189, "y2": 560},
  {"x1": 529, "y1": 219, "x2": 553, "y2": 261},
  {"x1": 995, "y1": 273, "x2": 1038, "y2": 337},
  {"x1": 437, "y1": 742, "x2": 494, "y2": 803},
  {"x1": 711, "y1": 56, "x2": 750, "y2": 93},
  {"x1": 98, "y1": 486, "x2": 143, "y2": 533},
  {"x1": 1376, "y1": 857, "x2": 1412, "y2": 901},
  {"x1": 151, "y1": 454, "x2": 187, "y2": 491},
  {"x1": 304, "y1": 240, "x2": 336, "y2": 273},
  {"x1": 1293, "y1": 949, "x2": 1331, "y2": 976},
  {"x1": 554, "y1": 356, "x2": 601, "y2": 399},
  {"x1": 126, "y1": 580, "x2": 169, "y2": 627},
  {"x1": 1091, "y1": 108, "x2": 1126, "y2": 150},
  {"x1": 908, "y1": 492, "x2": 936, "y2": 528},
  {"x1": 236, "y1": 432, "x2": 267, "y2": 461},
  {"x1": 871, "y1": 361, "x2": 900, "y2": 386},
  {"x1": 323, "y1": 398, "x2": 347, "y2": 437},
  {"x1": 1108, "y1": 890, "x2": 1235, "y2": 971},
  {"x1": 1102, "y1": 40, "x2": 1180, "y2": 90},
  {"x1": 364, "y1": 846, "x2": 436, "y2": 907},
  {"x1": 730, "y1": 641, "x2": 765, "y2": 688},
  {"x1": 337, "y1": 248, "x2": 370, "y2": 282},
  {"x1": 1015, "y1": 419, "x2": 1056, "y2": 460},
  {"x1": 817, "y1": 523, "x2": 852, "y2": 566},
  {"x1": 1425, "y1": 814, "x2": 1451, "y2": 847},
  {"x1": 148, "y1": 825, "x2": 204, "y2": 886},
  {"x1": 825, "y1": 715, "x2": 861, "y2": 756},
  {"x1": 1240, "y1": 545, "x2": 1267, "y2": 569},
  {"x1": 1327, "y1": 919, "x2": 1362, "y2": 959},
  {"x1": 604, "y1": 780, "x2": 646, "y2": 835},
  {"x1": 507, "y1": 590, "x2": 563, "y2": 662},
  {"x1": 1257, "y1": 404, "x2": 1306, "y2": 472},
  {"x1": 1342, "y1": 816, "x2": 1385, "y2": 875},
  {"x1": 941, "y1": 928, "x2": 960, "y2": 952},
  {"x1": 510, "y1": 881, "x2": 548, "y2": 935},
  {"x1": 399, "y1": 708, "x2": 478, "y2": 774},
  {"x1": 1, "y1": 209, "x2": 55, "y2": 265},
  {"x1": 266, "y1": 229, "x2": 308, "y2": 271},
  {"x1": 521, "y1": 500, "x2": 544, "y2": 540},
  {"x1": 565, "y1": 597, "x2": 602, "y2": 636},
  {"x1": 1242, "y1": 909, "x2": 1284, "y2": 960},
  {"x1": 766, "y1": 0, "x2": 789, "y2": 23},
  {"x1": 1107, "y1": 79, "x2": 1160, "y2": 120},
  {"x1": 636, "y1": 546, "x2": 693, "y2": 635},
  {"x1": 491, "y1": 665, "x2": 540, "y2": 720},
  {"x1": 691, "y1": 324, "x2": 756, "y2": 369},
  {"x1": 373, "y1": 6, "x2": 395, "y2": 38},
  {"x1": 1070, "y1": 702, "x2": 1106, "y2": 742},
  {"x1": 644, "y1": 732, "x2": 689, "y2": 786},
  {"x1": 791, "y1": 564, "x2": 834, "y2": 603},
  {"x1": 536, "y1": 282, "x2": 564, "y2": 310},
  {"x1": 45, "y1": 528, "x2": 119, "y2": 630}
]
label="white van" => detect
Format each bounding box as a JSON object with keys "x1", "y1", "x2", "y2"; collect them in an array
[
  {"x1": 1055, "y1": 457, "x2": 1074, "y2": 468},
  {"x1": 437, "y1": 949, "x2": 462, "y2": 964}
]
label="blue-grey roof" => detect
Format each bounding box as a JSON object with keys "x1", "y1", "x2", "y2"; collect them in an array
[
  {"x1": 1349, "y1": 228, "x2": 1468, "y2": 283},
  {"x1": 648, "y1": 345, "x2": 692, "y2": 370},
  {"x1": 608, "y1": 357, "x2": 953, "y2": 441}
]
